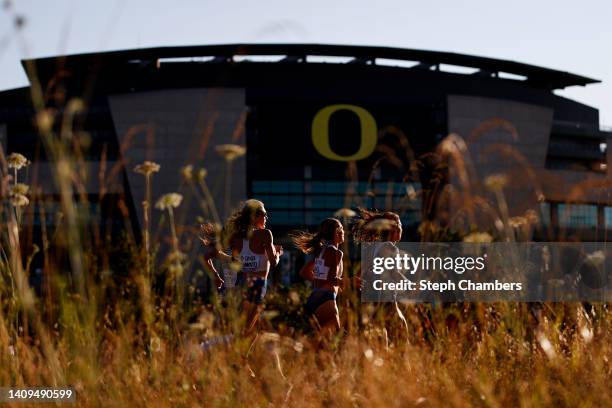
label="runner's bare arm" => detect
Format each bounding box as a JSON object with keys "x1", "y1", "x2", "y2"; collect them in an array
[
  {"x1": 326, "y1": 249, "x2": 343, "y2": 286},
  {"x1": 215, "y1": 249, "x2": 232, "y2": 264},
  {"x1": 204, "y1": 257, "x2": 224, "y2": 289},
  {"x1": 299, "y1": 259, "x2": 315, "y2": 282},
  {"x1": 262, "y1": 229, "x2": 281, "y2": 268}
]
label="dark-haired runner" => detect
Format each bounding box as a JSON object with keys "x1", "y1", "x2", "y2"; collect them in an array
[
  {"x1": 351, "y1": 209, "x2": 402, "y2": 290},
  {"x1": 199, "y1": 222, "x2": 228, "y2": 291},
  {"x1": 292, "y1": 218, "x2": 345, "y2": 334}
]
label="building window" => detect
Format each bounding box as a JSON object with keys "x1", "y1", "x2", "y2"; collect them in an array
[
  {"x1": 604, "y1": 207, "x2": 612, "y2": 228},
  {"x1": 539, "y1": 202, "x2": 550, "y2": 226},
  {"x1": 557, "y1": 204, "x2": 597, "y2": 228},
  {"x1": 545, "y1": 133, "x2": 607, "y2": 173},
  {"x1": 250, "y1": 179, "x2": 422, "y2": 227}
]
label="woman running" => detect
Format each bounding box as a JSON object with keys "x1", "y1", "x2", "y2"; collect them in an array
[
  {"x1": 352, "y1": 209, "x2": 402, "y2": 292},
  {"x1": 292, "y1": 218, "x2": 345, "y2": 335},
  {"x1": 352, "y1": 209, "x2": 411, "y2": 338},
  {"x1": 225, "y1": 199, "x2": 282, "y2": 333},
  {"x1": 199, "y1": 222, "x2": 227, "y2": 291},
  {"x1": 199, "y1": 222, "x2": 244, "y2": 298},
  {"x1": 352, "y1": 209, "x2": 402, "y2": 244}
]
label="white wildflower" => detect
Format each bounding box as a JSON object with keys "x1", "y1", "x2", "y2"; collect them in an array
[
  {"x1": 10, "y1": 193, "x2": 29, "y2": 207},
  {"x1": 215, "y1": 144, "x2": 246, "y2": 161},
  {"x1": 155, "y1": 193, "x2": 183, "y2": 210},
  {"x1": 7, "y1": 153, "x2": 29, "y2": 170},
  {"x1": 133, "y1": 161, "x2": 160, "y2": 176},
  {"x1": 9, "y1": 183, "x2": 29, "y2": 195}
]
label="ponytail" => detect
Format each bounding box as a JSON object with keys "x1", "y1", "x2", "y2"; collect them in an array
[
  {"x1": 199, "y1": 222, "x2": 220, "y2": 246},
  {"x1": 291, "y1": 231, "x2": 324, "y2": 254},
  {"x1": 351, "y1": 208, "x2": 401, "y2": 242},
  {"x1": 291, "y1": 217, "x2": 341, "y2": 255}
]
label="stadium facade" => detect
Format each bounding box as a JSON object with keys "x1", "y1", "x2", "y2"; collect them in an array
[{"x1": 1, "y1": 43, "x2": 611, "y2": 251}]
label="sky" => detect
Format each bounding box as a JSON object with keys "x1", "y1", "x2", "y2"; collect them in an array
[{"x1": 1, "y1": 0, "x2": 610, "y2": 125}]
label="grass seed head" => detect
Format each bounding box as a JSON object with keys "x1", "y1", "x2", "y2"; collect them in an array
[
  {"x1": 215, "y1": 144, "x2": 246, "y2": 161},
  {"x1": 462, "y1": 232, "x2": 493, "y2": 243},
  {"x1": 155, "y1": 193, "x2": 183, "y2": 210},
  {"x1": 10, "y1": 193, "x2": 29, "y2": 207},
  {"x1": 196, "y1": 168, "x2": 208, "y2": 182},
  {"x1": 334, "y1": 208, "x2": 356, "y2": 218},
  {"x1": 9, "y1": 183, "x2": 29, "y2": 195},
  {"x1": 484, "y1": 173, "x2": 508, "y2": 191},
  {"x1": 134, "y1": 161, "x2": 160, "y2": 176},
  {"x1": 7, "y1": 152, "x2": 29, "y2": 170},
  {"x1": 181, "y1": 164, "x2": 193, "y2": 181}
]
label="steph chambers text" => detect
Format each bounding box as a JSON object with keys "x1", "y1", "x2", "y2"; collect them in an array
[{"x1": 372, "y1": 279, "x2": 523, "y2": 292}]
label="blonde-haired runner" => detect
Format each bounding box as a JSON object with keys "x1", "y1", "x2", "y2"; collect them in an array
[{"x1": 225, "y1": 199, "x2": 282, "y2": 334}]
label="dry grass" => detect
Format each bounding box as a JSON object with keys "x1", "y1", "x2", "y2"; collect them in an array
[
  {"x1": 0, "y1": 296, "x2": 610, "y2": 407},
  {"x1": 0, "y1": 71, "x2": 610, "y2": 407}
]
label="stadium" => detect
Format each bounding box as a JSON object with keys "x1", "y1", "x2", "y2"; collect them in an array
[{"x1": 1, "y1": 43, "x2": 610, "y2": 263}]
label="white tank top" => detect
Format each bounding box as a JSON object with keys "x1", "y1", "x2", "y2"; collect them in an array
[
  {"x1": 239, "y1": 239, "x2": 270, "y2": 274},
  {"x1": 373, "y1": 241, "x2": 396, "y2": 258},
  {"x1": 370, "y1": 242, "x2": 399, "y2": 274},
  {"x1": 313, "y1": 244, "x2": 343, "y2": 281}
]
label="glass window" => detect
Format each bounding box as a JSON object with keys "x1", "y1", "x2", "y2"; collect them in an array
[
  {"x1": 604, "y1": 207, "x2": 612, "y2": 228},
  {"x1": 310, "y1": 196, "x2": 325, "y2": 209},
  {"x1": 271, "y1": 211, "x2": 288, "y2": 223},
  {"x1": 558, "y1": 204, "x2": 597, "y2": 228},
  {"x1": 326, "y1": 182, "x2": 345, "y2": 193},
  {"x1": 269, "y1": 181, "x2": 289, "y2": 192},
  {"x1": 356, "y1": 182, "x2": 370, "y2": 194},
  {"x1": 311, "y1": 181, "x2": 326, "y2": 193},
  {"x1": 252, "y1": 181, "x2": 270, "y2": 193},
  {"x1": 325, "y1": 196, "x2": 344, "y2": 209},
  {"x1": 374, "y1": 182, "x2": 392, "y2": 195},
  {"x1": 401, "y1": 211, "x2": 421, "y2": 227},
  {"x1": 305, "y1": 211, "x2": 332, "y2": 225},
  {"x1": 287, "y1": 211, "x2": 304, "y2": 225},
  {"x1": 394, "y1": 183, "x2": 406, "y2": 194},
  {"x1": 539, "y1": 202, "x2": 550, "y2": 226},
  {"x1": 288, "y1": 196, "x2": 302, "y2": 209},
  {"x1": 375, "y1": 196, "x2": 391, "y2": 209},
  {"x1": 288, "y1": 181, "x2": 303, "y2": 193}
]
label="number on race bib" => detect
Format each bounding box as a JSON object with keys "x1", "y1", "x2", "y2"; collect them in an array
[
  {"x1": 222, "y1": 267, "x2": 237, "y2": 288},
  {"x1": 313, "y1": 258, "x2": 329, "y2": 280},
  {"x1": 241, "y1": 255, "x2": 260, "y2": 273}
]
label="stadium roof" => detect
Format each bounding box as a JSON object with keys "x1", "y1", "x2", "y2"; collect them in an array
[{"x1": 22, "y1": 43, "x2": 599, "y2": 90}]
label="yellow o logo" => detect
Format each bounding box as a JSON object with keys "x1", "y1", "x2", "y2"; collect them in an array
[{"x1": 312, "y1": 104, "x2": 377, "y2": 161}]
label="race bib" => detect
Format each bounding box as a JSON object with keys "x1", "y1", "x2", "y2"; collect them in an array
[
  {"x1": 222, "y1": 267, "x2": 237, "y2": 288},
  {"x1": 241, "y1": 254, "x2": 260, "y2": 273},
  {"x1": 313, "y1": 258, "x2": 329, "y2": 280}
]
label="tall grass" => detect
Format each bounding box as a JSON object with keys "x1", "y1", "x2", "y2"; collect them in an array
[{"x1": 0, "y1": 74, "x2": 610, "y2": 408}]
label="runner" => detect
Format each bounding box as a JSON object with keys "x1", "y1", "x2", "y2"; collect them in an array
[
  {"x1": 292, "y1": 218, "x2": 345, "y2": 335},
  {"x1": 199, "y1": 222, "x2": 229, "y2": 292},
  {"x1": 352, "y1": 209, "x2": 403, "y2": 290},
  {"x1": 225, "y1": 199, "x2": 282, "y2": 334},
  {"x1": 352, "y1": 209, "x2": 410, "y2": 337}
]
